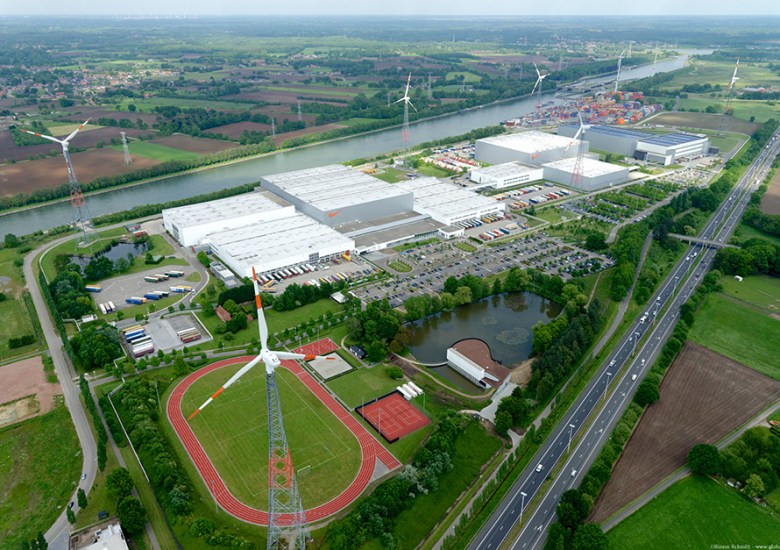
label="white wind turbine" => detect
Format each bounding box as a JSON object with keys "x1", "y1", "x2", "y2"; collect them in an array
[
  {"x1": 531, "y1": 63, "x2": 548, "y2": 108},
  {"x1": 395, "y1": 72, "x2": 416, "y2": 144},
  {"x1": 614, "y1": 50, "x2": 626, "y2": 94},
  {"x1": 189, "y1": 266, "x2": 336, "y2": 549},
  {"x1": 19, "y1": 119, "x2": 94, "y2": 243}
]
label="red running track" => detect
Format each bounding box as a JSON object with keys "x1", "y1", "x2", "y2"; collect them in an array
[{"x1": 167, "y1": 354, "x2": 401, "y2": 525}]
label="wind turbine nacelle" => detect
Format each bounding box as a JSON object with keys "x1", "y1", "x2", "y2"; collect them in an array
[{"x1": 262, "y1": 348, "x2": 281, "y2": 372}]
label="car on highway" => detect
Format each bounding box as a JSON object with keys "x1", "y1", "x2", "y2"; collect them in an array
[{"x1": 536, "y1": 463, "x2": 544, "y2": 473}]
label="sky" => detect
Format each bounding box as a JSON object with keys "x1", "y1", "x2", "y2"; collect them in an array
[{"x1": 2, "y1": 0, "x2": 778, "y2": 16}]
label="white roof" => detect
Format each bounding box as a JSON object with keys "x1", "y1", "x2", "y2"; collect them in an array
[
  {"x1": 162, "y1": 190, "x2": 289, "y2": 228},
  {"x1": 262, "y1": 164, "x2": 411, "y2": 212},
  {"x1": 396, "y1": 177, "x2": 504, "y2": 218},
  {"x1": 81, "y1": 524, "x2": 128, "y2": 550},
  {"x1": 471, "y1": 162, "x2": 541, "y2": 178},
  {"x1": 206, "y1": 213, "x2": 354, "y2": 270},
  {"x1": 543, "y1": 157, "x2": 627, "y2": 177},
  {"x1": 478, "y1": 131, "x2": 574, "y2": 154},
  {"x1": 447, "y1": 348, "x2": 486, "y2": 379}
]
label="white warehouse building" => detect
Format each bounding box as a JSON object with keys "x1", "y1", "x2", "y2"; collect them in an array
[
  {"x1": 475, "y1": 131, "x2": 586, "y2": 166},
  {"x1": 635, "y1": 133, "x2": 710, "y2": 165},
  {"x1": 162, "y1": 191, "x2": 292, "y2": 247},
  {"x1": 206, "y1": 213, "x2": 355, "y2": 278},
  {"x1": 395, "y1": 177, "x2": 505, "y2": 225},
  {"x1": 469, "y1": 162, "x2": 544, "y2": 189},
  {"x1": 542, "y1": 157, "x2": 630, "y2": 191}
]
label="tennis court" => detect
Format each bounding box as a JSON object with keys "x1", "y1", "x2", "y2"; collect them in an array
[{"x1": 356, "y1": 392, "x2": 430, "y2": 443}]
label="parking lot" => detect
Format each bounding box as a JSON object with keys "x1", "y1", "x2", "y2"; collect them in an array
[
  {"x1": 259, "y1": 256, "x2": 381, "y2": 294},
  {"x1": 92, "y1": 266, "x2": 196, "y2": 312},
  {"x1": 354, "y1": 233, "x2": 611, "y2": 308},
  {"x1": 118, "y1": 312, "x2": 211, "y2": 355}
]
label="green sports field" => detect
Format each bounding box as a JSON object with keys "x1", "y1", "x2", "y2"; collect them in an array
[
  {"x1": 182, "y1": 362, "x2": 361, "y2": 510},
  {"x1": 688, "y1": 293, "x2": 780, "y2": 380},
  {"x1": 607, "y1": 477, "x2": 780, "y2": 549}
]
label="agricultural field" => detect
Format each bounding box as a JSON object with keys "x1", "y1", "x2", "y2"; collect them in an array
[
  {"x1": 0, "y1": 403, "x2": 81, "y2": 549},
  {"x1": 730, "y1": 223, "x2": 780, "y2": 248},
  {"x1": 150, "y1": 135, "x2": 238, "y2": 155},
  {"x1": 590, "y1": 342, "x2": 780, "y2": 523},
  {"x1": 607, "y1": 476, "x2": 780, "y2": 549},
  {"x1": 676, "y1": 97, "x2": 780, "y2": 123},
  {"x1": 719, "y1": 274, "x2": 780, "y2": 312},
  {"x1": 761, "y1": 169, "x2": 780, "y2": 215},
  {"x1": 646, "y1": 112, "x2": 760, "y2": 135},
  {"x1": 0, "y1": 357, "x2": 59, "y2": 428},
  {"x1": 111, "y1": 140, "x2": 200, "y2": 162},
  {"x1": 688, "y1": 293, "x2": 780, "y2": 380},
  {"x1": 180, "y1": 362, "x2": 361, "y2": 509},
  {"x1": 0, "y1": 247, "x2": 40, "y2": 360}
]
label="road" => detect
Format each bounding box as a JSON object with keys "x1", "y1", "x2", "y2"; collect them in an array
[
  {"x1": 469, "y1": 128, "x2": 780, "y2": 550},
  {"x1": 23, "y1": 235, "x2": 98, "y2": 550}
]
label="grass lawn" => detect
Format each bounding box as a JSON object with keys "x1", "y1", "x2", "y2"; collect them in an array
[
  {"x1": 767, "y1": 487, "x2": 780, "y2": 511},
  {"x1": 445, "y1": 71, "x2": 482, "y2": 83},
  {"x1": 182, "y1": 363, "x2": 361, "y2": 509},
  {"x1": 111, "y1": 141, "x2": 200, "y2": 163},
  {"x1": 340, "y1": 117, "x2": 382, "y2": 128},
  {"x1": 0, "y1": 298, "x2": 38, "y2": 360},
  {"x1": 688, "y1": 293, "x2": 780, "y2": 380},
  {"x1": 185, "y1": 271, "x2": 202, "y2": 283},
  {"x1": 74, "y1": 440, "x2": 120, "y2": 529},
  {"x1": 387, "y1": 261, "x2": 412, "y2": 273},
  {"x1": 607, "y1": 476, "x2": 780, "y2": 549},
  {"x1": 0, "y1": 403, "x2": 81, "y2": 548},
  {"x1": 117, "y1": 97, "x2": 255, "y2": 112},
  {"x1": 418, "y1": 164, "x2": 457, "y2": 178},
  {"x1": 48, "y1": 122, "x2": 103, "y2": 136},
  {"x1": 453, "y1": 241, "x2": 477, "y2": 253},
  {"x1": 719, "y1": 274, "x2": 780, "y2": 312},
  {"x1": 533, "y1": 207, "x2": 565, "y2": 224},
  {"x1": 391, "y1": 421, "x2": 500, "y2": 549},
  {"x1": 373, "y1": 167, "x2": 407, "y2": 183},
  {"x1": 393, "y1": 238, "x2": 439, "y2": 252},
  {"x1": 41, "y1": 227, "x2": 128, "y2": 280},
  {"x1": 326, "y1": 365, "x2": 400, "y2": 408},
  {"x1": 677, "y1": 97, "x2": 780, "y2": 123},
  {"x1": 731, "y1": 223, "x2": 780, "y2": 248}
]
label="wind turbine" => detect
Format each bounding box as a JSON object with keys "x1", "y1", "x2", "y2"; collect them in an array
[
  {"x1": 189, "y1": 267, "x2": 336, "y2": 550},
  {"x1": 395, "y1": 73, "x2": 416, "y2": 145},
  {"x1": 568, "y1": 110, "x2": 591, "y2": 188},
  {"x1": 716, "y1": 59, "x2": 740, "y2": 136},
  {"x1": 19, "y1": 119, "x2": 94, "y2": 243},
  {"x1": 531, "y1": 63, "x2": 548, "y2": 109},
  {"x1": 614, "y1": 50, "x2": 626, "y2": 94}
]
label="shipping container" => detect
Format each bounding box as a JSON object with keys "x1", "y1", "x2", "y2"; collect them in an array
[
  {"x1": 85, "y1": 285, "x2": 102, "y2": 293},
  {"x1": 144, "y1": 293, "x2": 162, "y2": 300},
  {"x1": 99, "y1": 303, "x2": 107, "y2": 315},
  {"x1": 126, "y1": 297, "x2": 146, "y2": 305},
  {"x1": 144, "y1": 276, "x2": 161, "y2": 283}
]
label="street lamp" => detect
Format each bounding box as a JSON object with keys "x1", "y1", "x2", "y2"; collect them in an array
[
  {"x1": 520, "y1": 491, "x2": 528, "y2": 520},
  {"x1": 603, "y1": 372, "x2": 612, "y2": 400},
  {"x1": 568, "y1": 423, "x2": 575, "y2": 453},
  {"x1": 633, "y1": 331, "x2": 640, "y2": 352}
]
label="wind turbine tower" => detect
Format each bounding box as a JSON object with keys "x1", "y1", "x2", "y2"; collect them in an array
[
  {"x1": 652, "y1": 43, "x2": 659, "y2": 76},
  {"x1": 428, "y1": 73, "x2": 433, "y2": 99},
  {"x1": 189, "y1": 267, "x2": 337, "y2": 549},
  {"x1": 614, "y1": 50, "x2": 626, "y2": 94},
  {"x1": 395, "y1": 73, "x2": 416, "y2": 145},
  {"x1": 297, "y1": 101, "x2": 303, "y2": 122},
  {"x1": 121, "y1": 131, "x2": 132, "y2": 165},
  {"x1": 20, "y1": 120, "x2": 94, "y2": 244},
  {"x1": 271, "y1": 118, "x2": 276, "y2": 138},
  {"x1": 717, "y1": 59, "x2": 740, "y2": 136}
]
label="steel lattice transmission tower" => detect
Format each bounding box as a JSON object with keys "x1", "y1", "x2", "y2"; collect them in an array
[
  {"x1": 395, "y1": 73, "x2": 416, "y2": 145},
  {"x1": 271, "y1": 118, "x2": 276, "y2": 138},
  {"x1": 20, "y1": 119, "x2": 94, "y2": 244},
  {"x1": 297, "y1": 101, "x2": 303, "y2": 122},
  {"x1": 568, "y1": 110, "x2": 591, "y2": 188},
  {"x1": 716, "y1": 59, "x2": 740, "y2": 136},
  {"x1": 121, "y1": 131, "x2": 132, "y2": 165},
  {"x1": 189, "y1": 267, "x2": 336, "y2": 549}
]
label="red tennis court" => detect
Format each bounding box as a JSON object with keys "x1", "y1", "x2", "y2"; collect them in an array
[{"x1": 357, "y1": 392, "x2": 430, "y2": 443}]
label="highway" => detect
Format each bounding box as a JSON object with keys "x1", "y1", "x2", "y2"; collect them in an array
[{"x1": 469, "y1": 127, "x2": 780, "y2": 550}]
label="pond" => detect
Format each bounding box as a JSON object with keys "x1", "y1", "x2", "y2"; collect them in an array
[
  {"x1": 405, "y1": 292, "x2": 562, "y2": 367},
  {"x1": 70, "y1": 240, "x2": 149, "y2": 268}
]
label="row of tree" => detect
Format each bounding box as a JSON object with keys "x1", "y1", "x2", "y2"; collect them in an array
[{"x1": 79, "y1": 374, "x2": 108, "y2": 471}]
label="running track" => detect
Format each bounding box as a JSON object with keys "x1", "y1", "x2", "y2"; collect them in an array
[{"x1": 167, "y1": 355, "x2": 401, "y2": 525}]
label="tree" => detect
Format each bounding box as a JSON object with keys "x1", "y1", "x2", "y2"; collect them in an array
[
  {"x1": 385, "y1": 366, "x2": 403, "y2": 379},
  {"x1": 687, "y1": 444, "x2": 720, "y2": 476},
  {"x1": 584, "y1": 232, "x2": 607, "y2": 251},
  {"x1": 66, "y1": 507, "x2": 76, "y2": 524},
  {"x1": 495, "y1": 410, "x2": 513, "y2": 438},
  {"x1": 556, "y1": 490, "x2": 589, "y2": 531},
  {"x1": 118, "y1": 496, "x2": 148, "y2": 534},
  {"x1": 572, "y1": 523, "x2": 608, "y2": 550},
  {"x1": 3, "y1": 233, "x2": 20, "y2": 248},
  {"x1": 107, "y1": 468, "x2": 134, "y2": 501},
  {"x1": 633, "y1": 380, "x2": 660, "y2": 407},
  {"x1": 173, "y1": 356, "x2": 188, "y2": 377},
  {"x1": 77, "y1": 488, "x2": 87, "y2": 508},
  {"x1": 366, "y1": 340, "x2": 387, "y2": 363},
  {"x1": 745, "y1": 473, "x2": 766, "y2": 499}
]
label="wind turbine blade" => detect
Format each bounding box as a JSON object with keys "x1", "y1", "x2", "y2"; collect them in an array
[
  {"x1": 578, "y1": 110, "x2": 584, "y2": 128},
  {"x1": 252, "y1": 266, "x2": 269, "y2": 350},
  {"x1": 533, "y1": 63, "x2": 541, "y2": 79},
  {"x1": 394, "y1": 97, "x2": 405, "y2": 104},
  {"x1": 65, "y1": 118, "x2": 90, "y2": 143},
  {"x1": 188, "y1": 355, "x2": 263, "y2": 419},
  {"x1": 18, "y1": 129, "x2": 62, "y2": 144},
  {"x1": 404, "y1": 72, "x2": 412, "y2": 97},
  {"x1": 531, "y1": 80, "x2": 539, "y2": 96},
  {"x1": 408, "y1": 100, "x2": 417, "y2": 113},
  {"x1": 276, "y1": 351, "x2": 337, "y2": 362}
]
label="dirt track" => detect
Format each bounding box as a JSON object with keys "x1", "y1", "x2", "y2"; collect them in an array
[{"x1": 590, "y1": 342, "x2": 780, "y2": 523}]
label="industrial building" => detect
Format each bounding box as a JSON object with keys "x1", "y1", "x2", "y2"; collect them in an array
[
  {"x1": 162, "y1": 191, "x2": 292, "y2": 247},
  {"x1": 475, "y1": 131, "x2": 585, "y2": 165},
  {"x1": 206, "y1": 213, "x2": 355, "y2": 278},
  {"x1": 542, "y1": 157, "x2": 630, "y2": 191},
  {"x1": 468, "y1": 162, "x2": 545, "y2": 189},
  {"x1": 558, "y1": 124, "x2": 651, "y2": 157},
  {"x1": 261, "y1": 164, "x2": 414, "y2": 227},
  {"x1": 395, "y1": 177, "x2": 506, "y2": 226},
  {"x1": 558, "y1": 124, "x2": 711, "y2": 165},
  {"x1": 446, "y1": 339, "x2": 509, "y2": 390},
  {"x1": 635, "y1": 133, "x2": 710, "y2": 165}
]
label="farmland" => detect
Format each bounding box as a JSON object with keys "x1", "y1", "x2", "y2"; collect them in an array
[
  {"x1": 762, "y1": 168, "x2": 780, "y2": 215},
  {"x1": 180, "y1": 361, "x2": 361, "y2": 509},
  {"x1": 718, "y1": 274, "x2": 780, "y2": 312},
  {"x1": 645, "y1": 112, "x2": 760, "y2": 135},
  {"x1": 607, "y1": 476, "x2": 780, "y2": 549},
  {"x1": 111, "y1": 140, "x2": 200, "y2": 162},
  {"x1": 688, "y1": 293, "x2": 780, "y2": 380},
  {"x1": 590, "y1": 342, "x2": 780, "y2": 523}
]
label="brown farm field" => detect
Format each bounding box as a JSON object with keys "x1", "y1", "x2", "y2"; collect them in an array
[
  {"x1": 209, "y1": 121, "x2": 272, "y2": 139},
  {"x1": 761, "y1": 169, "x2": 780, "y2": 215},
  {"x1": 0, "y1": 356, "x2": 60, "y2": 428},
  {"x1": 590, "y1": 342, "x2": 780, "y2": 523},
  {"x1": 150, "y1": 134, "x2": 237, "y2": 154},
  {"x1": 0, "y1": 148, "x2": 159, "y2": 196},
  {"x1": 273, "y1": 123, "x2": 346, "y2": 146},
  {"x1": 644, "y1": 112, "x2": 760, "y2": 135},
  {"x1": 0, "y1": 126, "x2": 147, "y2": 163}
]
